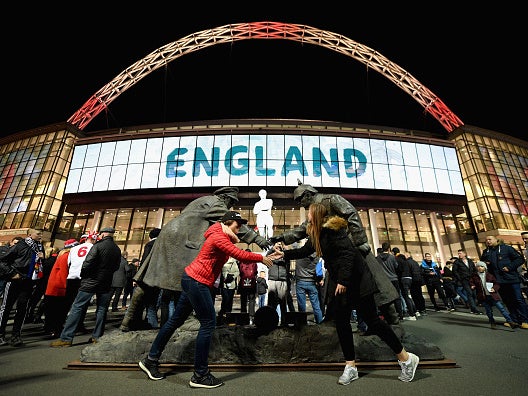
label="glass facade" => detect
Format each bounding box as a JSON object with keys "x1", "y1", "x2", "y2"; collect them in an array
[
  {"x1": 0, "y1": 125, "x2": 77, "y2": 234},
  {"x1": 451, "y1": 127, "x2": 528, "y2": 243}
]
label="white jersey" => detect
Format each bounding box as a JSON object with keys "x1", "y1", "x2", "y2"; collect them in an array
[{"x1": 67, "y1": 242, "x2": 94, "y2": 279}]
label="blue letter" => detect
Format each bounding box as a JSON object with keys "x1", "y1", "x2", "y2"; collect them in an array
[
  {"x1": 226, "y1": 145, "x2": 249, "y2": 176},
  {"x1": 254, "y1": 146, "x2": 275, "y2": 176},
  {"x1": 166, "y1": 147, "x2": 188, "y2": 178},
  {"x1": 193, "y1": 147, "x2": 219, "y2": 177},
  {"x1": 313, "y1": 147, "x2": 339, "y2": 178},
  {"x1": 283, "y1": 146, "x2": 307, "y2": 176},
  {"x1": 343, "y1": 148, "x2": 367, "y2": 177}
]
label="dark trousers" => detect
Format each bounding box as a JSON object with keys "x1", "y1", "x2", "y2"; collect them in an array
[
  {"x1": 498, "y1": 283, "x2": 528, "y2": 324},
  {"x1": 110, "y1": 287, "x2": 124, "y2": 310},
  {"x1": 400, "y1": 277, "x2": 416, "y2": 316},
  {"x1": 410, "y1": 282, "x2": 426, "y2": 312},
  {"x1": 425, "y1": 279, "x2": 448, "y2": 309},
  {"x1": 44, "y1": 295, "x2": 70, "y2": 335},
  {"x1": 390, "y1": 279, "x2": 404, "y2": 318},
  {"x1": 239, "y1": 289, "x2": 257, "y2": 316},
  {"x1": 26, "y1": 278, "x2": 46, "y2": 320},
  {"x1": 334, "y1": 292, "x2": 403, "y2": 361},
  {"x1": 219, "y1": 287, "x2": 236, "y2": 315},
  {"x1": 0, "y1": 278, "x2": 34, "y2": 336},
  {"x1": 122, "y1": 280, "x2": 135, "y2": 307}
]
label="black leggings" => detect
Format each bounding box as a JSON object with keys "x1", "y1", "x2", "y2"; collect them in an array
[{"x1": 334, "y1": 293, "x2": 403, "y2": 361}]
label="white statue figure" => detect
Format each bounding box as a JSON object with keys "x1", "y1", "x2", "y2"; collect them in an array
[{"x1": 253, "y1": 189, "x2": 274, "y2": 238}]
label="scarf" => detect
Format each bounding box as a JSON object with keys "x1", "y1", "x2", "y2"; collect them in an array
[{"x1": 25, "y1": 237, "x2": 44, "y2": 280}]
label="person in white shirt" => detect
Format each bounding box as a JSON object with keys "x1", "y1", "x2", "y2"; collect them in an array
[{"x1": 65, "y1": 232, "x2": 98, "y2": 333}]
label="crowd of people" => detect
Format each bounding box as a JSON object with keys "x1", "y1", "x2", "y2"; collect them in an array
[{"x1": 0, "y1": 184, "x2": 527, "y2": 389}]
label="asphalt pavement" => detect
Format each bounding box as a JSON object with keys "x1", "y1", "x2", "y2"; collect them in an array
[{"x1": 0, "y1": 300, "x2": 526, "y2": 396}]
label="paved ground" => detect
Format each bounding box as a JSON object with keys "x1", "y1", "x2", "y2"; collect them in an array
[{"x1": 1, "y1": 298, "x2": 526, "y2": 396}]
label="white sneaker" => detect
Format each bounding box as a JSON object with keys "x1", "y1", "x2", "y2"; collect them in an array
[
  {"x1": 338, "y1": 365, "x2": 358, "y2": 385},
  {"x1": 405, "y1": 316, "x2": 417, "y2": 321},
  {"x1": 398, "y1": 353, "x2": 419, "y2": 382},
  {"x1": 415, "y1": 311, "x2": 421, "y2": 317}
]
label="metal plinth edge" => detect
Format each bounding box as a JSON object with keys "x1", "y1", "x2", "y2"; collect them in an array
[{"x1": 66, "y1": 359, "x2": 458, "y2": 371}]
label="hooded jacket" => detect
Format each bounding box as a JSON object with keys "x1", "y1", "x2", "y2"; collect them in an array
[
  {"x1": 185, "y1": 222, "x2": 265, "y2": 288},
  {"x1": 283, "y1": 216, "x2": 378, "y2": 302},
  {"x1": 277, "y1": 192, "x2": 397, "y2": 306}
]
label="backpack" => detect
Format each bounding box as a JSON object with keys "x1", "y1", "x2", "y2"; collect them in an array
[{"x1": 238, "y1": 261, "x2": 257, "y2": 290}]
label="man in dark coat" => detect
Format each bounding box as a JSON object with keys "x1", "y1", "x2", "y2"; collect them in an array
[
  {"x1": 121, "y1": 187, "x2": 269, "y2": 331},
  {"x1": 269, "y1": 181, "x2": 400, "y2": 323},
  {"x1": 481, "y1": 235, "x2": 528, "y2": 328},
  {"x1": 0, "y1": 230, "x2": 44, "y2": 347},
  {"x1": 50, "y1": 227, "x2": 121, "y2": 347},
  {"x1": 452, "y1": 249, "x2": 481, "y2": 314}
]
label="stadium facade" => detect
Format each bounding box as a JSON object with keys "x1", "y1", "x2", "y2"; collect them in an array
[{"x1": 0, "y1": 118, "x2": 526, "y2": 265}]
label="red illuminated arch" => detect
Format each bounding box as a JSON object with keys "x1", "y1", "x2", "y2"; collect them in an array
[{"x1": 68, "y1": 21, "x2": 463, "y2": 132}]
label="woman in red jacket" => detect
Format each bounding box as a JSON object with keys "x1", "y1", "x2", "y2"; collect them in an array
[
  {"x1": 139, "y1": 211, "x2": 279, "y2": 388},
  {"x1": 44, "y1": 239, "x2": 79, "y2": 338}
]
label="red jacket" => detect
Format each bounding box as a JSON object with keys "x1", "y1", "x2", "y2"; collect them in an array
[
  {"x1": 185, "y1": 222, "x2": 264, "y2": 288},
  {"x1": 45, "y1": 250, "x2": 70, "y2": 297}
]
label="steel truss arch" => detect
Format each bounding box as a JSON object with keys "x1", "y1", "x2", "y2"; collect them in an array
[{"x1": 68, "y1": 21, "x2": 463, "y2": 132}]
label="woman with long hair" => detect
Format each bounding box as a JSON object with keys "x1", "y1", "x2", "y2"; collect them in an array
[{"x1": 275, "y1": 203, "x2": 419, "y2": 385}]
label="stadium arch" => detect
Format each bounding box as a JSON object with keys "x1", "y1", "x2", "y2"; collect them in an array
[{"x1": 68, "y1": 21, "x2": 463, "y2": 132}]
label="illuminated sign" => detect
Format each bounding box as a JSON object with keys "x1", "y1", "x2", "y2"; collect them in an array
[{"x1": 65, "y1": 134, "x2": 464, "y2": 195}]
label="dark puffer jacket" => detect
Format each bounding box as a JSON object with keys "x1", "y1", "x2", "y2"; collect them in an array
[
  {"x1": 80, "y1": 235, "x2": 121, "y2": 293},
  {"x1": 0, "y1": 238, "x2": 40, "y2": 279},
  {"x1": 284, "y1": 216, "x2": 378, "y2": 303},
  {"x1": 480, "y1": 243, "x2": 525, "y2": 284}
]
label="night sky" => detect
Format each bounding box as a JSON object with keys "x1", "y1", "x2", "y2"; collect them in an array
[{"x1": 2, "y1": 6, "x2": 524, "y2": 142}]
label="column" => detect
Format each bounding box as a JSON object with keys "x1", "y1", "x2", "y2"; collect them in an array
[
  {"x1": 368, "y1": 209, "x2": 379, "y2": 253},
  {"x1": 430, "y1": 211, "x2": 447, "y2": 265},
  {"x1": 155, "y1": 208, "x2": 165, "y2": 229},
  {"x1": 90, "y1": 211, "x2": 102, "y2": 232}
]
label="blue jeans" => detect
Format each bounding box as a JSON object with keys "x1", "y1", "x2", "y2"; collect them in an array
[
  {"x1": 295, "y1": 280, "x2": 324, "y2": 323},
  {"x1": 148, "y1": 273, "x2": 215, "y2": 376},
  {"x1": 60, "y1": 290, "x2": 112, "y2": 341},
  {"x1": 258, "y1": 293, "x2": 266, "y2": 308},
  {"x1": 482, "y1": 295, "x2": 513, "y2": 323},
  {"x1": 456, "y1": 285, "x2": 469, "y2": 302}
]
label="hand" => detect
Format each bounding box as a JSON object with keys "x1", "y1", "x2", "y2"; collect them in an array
[
  {"x1": 11, "y1": 273, "x2": 21, "y2": 280},
  {"x1": 253, "y1": 235, "x2": 271, "y2": 250},
  {"x1": 357, "y1": 242, "x2": 371, "y2": 257},
  {"x1": 261, "y1": 256, "x2": 274, "y2": 267},
  {"x1": 335, "y1": 283, "x2": 347, "y2": 295},
  {"x1": 266, "y1": 251, "x2": 283, "y2": 260},
  {"x1": 267, "y1": 236, "x2": 284, "y2": 246}
]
